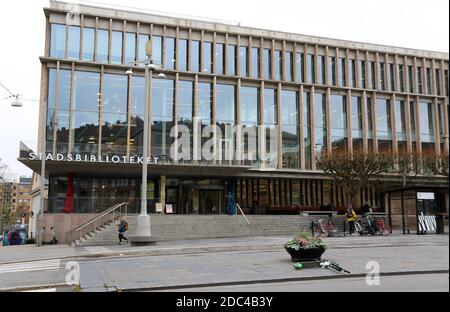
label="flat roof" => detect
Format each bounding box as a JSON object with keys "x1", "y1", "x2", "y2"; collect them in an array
[{"x1": 47, "y1": 1, "x2": 449, "y2": 60}]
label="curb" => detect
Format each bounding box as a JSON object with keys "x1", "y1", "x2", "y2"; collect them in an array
[
  {"x1": 115, "y1": 269, "x2": 450, "y2": 292},
  {"x1": 0, "y1": 283, "x2": 69, "y2": 292}
]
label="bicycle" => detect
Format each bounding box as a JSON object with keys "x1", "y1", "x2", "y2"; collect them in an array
[
  {"x1": 302, "y1": 218, "x2": 338, "y2": 237},
  {"x1": 374, "y1": 216, "x2": 391, "y2": 235}
]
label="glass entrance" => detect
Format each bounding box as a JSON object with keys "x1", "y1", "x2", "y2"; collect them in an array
[{"x1": 183, "y1": 188, "x2": 223, "y2": 214}]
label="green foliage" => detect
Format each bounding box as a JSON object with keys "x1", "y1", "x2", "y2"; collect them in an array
[{"x1": 284, "y1": 232, "x2": 328, "y2": 251}]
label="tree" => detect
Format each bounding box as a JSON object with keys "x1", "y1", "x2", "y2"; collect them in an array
[
  {"x1": 390, "y1": 151, "x2": 423, "y2": 234},
  {"x1": 424, "y1": 152, "x2": 449, "y2": 178},
  {"x1": 316, "y1": 152, "x2": 392, "y2": 210}
]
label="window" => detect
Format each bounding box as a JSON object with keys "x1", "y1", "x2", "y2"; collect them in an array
[
  {"x1": 274, "y1": 50, "x2": 282, "y2": 80},
  {"x1": 240, "y1": 87, "x2": 259, "y2": 160},
  {"x1": 349, "y1": 59, "x2": 356, "y2": 88},
  {"x1": 330, "y1": 95, "x2": 348, "y2": 154},
  {"x1": 215, "y1": 43, "x2": 225, "y2": 75},
  {"x1": 326, "y1": 57, "x2": 335, "y2": 86},
  {"x1": 152, "y1": 36, "x2": 162, "y2": 65},
  {"x1": 398, "y1": 65, "x2": 404, "y2": 92},
  {"x1": 216, "y1": 84, "x2": 236, "y2": 123},
  {"x1": 111, "y1": 31, "x2": 123, "y2": 64},
  {"x1": 314, "y1": 93, "x2": 327, "y2": 155},
  {"x1": 360, "y1": 60, "x2": 366, "y2": 89},
  {"x1": 318, "y1": 56, "x2": 325, "y2": 85},
  {"x1": 264, "y1": 88, "x2": 277, "y2": 165},
  {"x1": 408, "y1": 65, "x2": 414, "y2": 93},
  {"x1": 178, "y1": 39, "x2": 188, "y2": 71},
  {"x1": 369, "y1": 61, "x2": 376, "y2": 89},
  {"x1": 50, "y1": 24, "x2": 66, "y2": 58},
  {"x1": 138, "y1": 34, "x2": 149, "y2": 61},
  {"x1": 227, "y1": 44, "x2": 237, "y2": 76},
  {"x1": 410, "y1": 100, "x2": 416, "y2": 141},
  {"x1": 366, "y1": 97, "x2": 373, "y2": 139},
  {"x1": 82, "y1": 27, "x2": 95, "y2": 61},
  {"x1": 426, "y1": 68, "x2": 433, "y2": 95},
  {"x1": 165, "y1": 37, "x2": 176, "y2": 70},
  {"x1": 67, "y1": 26, "x2": 80, "y2": 60},
  {"x1": 103, "y1": 74, "x2": 128, "y2": 115},
  {"x1": 178, "y1": 80, "x2": 194, "y2": 121},
  {"x1": 263, "y1": 49, "x2": 271, "y2": 79},
  {"x1": 339, "y1": 58, "x2": 346, "y2": 87},
  {"x1": 376, "y1": 98, "x2": 392, "y2": 139},
  {"x1": 240, "y1": 46, "x2": 248, "y2": 77},
  {"x1": 203, "y1": 42, "x2": 212, "y2": 73},
  {"x1": 389, "y1": 64, "x2": 396, "y2": 91},
  {"x1": 97, "y1": 29, "x2": 109, "y2": 63},
  {"x1": 125, "y1": 33, "x2": 136, "y2": 64},
  {"x1": 285, "y1": 52, "x2": 293, "y2": 81},
  {"x1": 251, "y1": 48, "x2": 260, "y2": 78},
  {"x1": 281, "y1": 90, "x2": 299, "y2": 169},
  {"x1": 395, "y1": 100, "x2": 406, "y2": 141},
  {"x1": 197, "y1": 82, "x2": 212, "y2": 122},
  {"x1": 351, "y1": 96, "x2": 363, "y2": 153},
  {"x1": 445, "y1": 70, "x2": 449, "y2": 97},
  {"x1": 417, "y1": 67, "x2": 423, "y2": 94},
  {"x1": 436, "y1": 69, "x2": 441, "y2": 95},
  {"x1": 379, "y1": 62, "x2": 386, "y2": 91},
  {"x1": 152, "y1": 78, "x2": 174, "y2": 118},
  {"x1": 419, "y1": 101, "x2": 434, "y2": 142},
  {"x1": 190, "y1": 40, "x2": 200, "y2": 72},
  {"x1": 307, "y1": 54, "x2": 315, "y2": 84},
  {"x1": 296, "y1": 53, "x2": 304, "y2": 83},
  {"x1": 73, "y1": 71, "x2": 101, "y2": 112}
]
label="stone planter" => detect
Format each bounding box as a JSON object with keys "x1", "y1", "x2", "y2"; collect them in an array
[{"x1": 285, "y1": 246, "x2": 326, "y2": 262}]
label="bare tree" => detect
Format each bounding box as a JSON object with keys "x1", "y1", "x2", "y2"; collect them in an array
[
  {"x1": 424, "y1": 152, "x2": 449, "y2": 178},
  {"x1": 316, "y1": 152, "x2": 392, "y2": 210},
  {"x1": 390, "y1": 151, "x2": 423, "y2": 234}
]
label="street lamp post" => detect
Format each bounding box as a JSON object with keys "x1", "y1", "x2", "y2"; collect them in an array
[{"x1": 127, "y1": 40, "x2": 164, "y2": 245}]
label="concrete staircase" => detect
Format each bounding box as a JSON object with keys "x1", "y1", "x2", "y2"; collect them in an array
[{"x1": 73, "y1": 215, "x2": 346, "y2": 246}]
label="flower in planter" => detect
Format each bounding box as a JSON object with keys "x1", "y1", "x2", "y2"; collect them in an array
[{"x1": 284, "y1": 232, "x2": 328, "y2": 251}]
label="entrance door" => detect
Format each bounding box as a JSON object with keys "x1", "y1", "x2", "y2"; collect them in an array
[{"x1": 199, "y1": 190, "x2": 223, "y2": 214}]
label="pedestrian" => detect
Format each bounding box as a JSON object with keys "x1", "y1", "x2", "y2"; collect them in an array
[
  {"x1": 117, "y1": 217, "x2": 129, "y2": 245},
  {"x1": 363, "y1": 202, "x2": 372, "y2": 217},
  {"x1": 346, "y1": 208, "x2": 357, "y2": 235}
]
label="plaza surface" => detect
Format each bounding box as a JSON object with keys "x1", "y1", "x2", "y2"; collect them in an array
[{"x1": 0, "y1": 234, "x2": 448, "y2": 292}]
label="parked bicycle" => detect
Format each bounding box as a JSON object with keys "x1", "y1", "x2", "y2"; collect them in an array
[
  {"x1": 373, "y1": 216, "x2": 391, "y2": 235},
  {"x1": 302, "y1": 217, "x2": 340, "y2": 237}
]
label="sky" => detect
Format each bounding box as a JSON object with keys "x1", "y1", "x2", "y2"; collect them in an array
[{"x1": 0, "y1": 0, "x2": 448, "y2": 178}]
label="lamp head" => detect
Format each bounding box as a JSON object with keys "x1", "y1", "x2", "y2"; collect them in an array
[
  {"x1": 157, "y1": 73, "x2": 167, "y2": 79},
  {"x1": 11, "y1": 96, "x2": 23, "y2": 108},
  {"x1": 126, "y1": 69, "x2": 133, "y2": 75}
]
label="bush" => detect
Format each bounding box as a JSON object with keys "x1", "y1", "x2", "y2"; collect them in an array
[{"x1": 284, "y1": 232, "x2": 328, "y2": 251}]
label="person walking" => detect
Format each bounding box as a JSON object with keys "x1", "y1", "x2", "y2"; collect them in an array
[
  {"x1": 117, "y1": 217, "x2": 129, "y2": 245},
  {"x1": 346, "y1": 208, "x2": 357, "y2": 235}
]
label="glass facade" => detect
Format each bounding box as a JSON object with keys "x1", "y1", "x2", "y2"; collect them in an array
[
  {"x1": 251, "y1": 48, "x2": 260, "y2": 78},
  {"x1": 111, "y1": 31, "x2": 123, "y2": 64},
  {"x1": 307, "y1": 54, "x2": 315, "y2": 84},
  {"x1": 82, "y1": 27, "x2": 95, "y2": 61},
  {"x1": 263, "y1": 49, "x2": 271, "y2": 80},
  {"x1": 281, "y1": 90, "x2": 299, "y2": 169},
  {"x1": 240, "y1": 46, "x2": 248, "y2": 77},
  {"x1": 274, "y1": 50, "x2": 282, "y2": 81},
  {"x1": 330, "y1": 95, "x2": 348, "y2": 154},
  {"x1": 125, "y1": 33, "x2": 136, "y2": 64},
  {"x1": 178, "y1": 39, "x2": 188, "y2": 71},
  {"x1": 318, "y1": 56, "x2": 325, "y2": 85},
  {"x1": 67, "y1": 26, "x2": 80, "y2": 60},
  {"x1": 285, "y1": 52, "x2": 293, "y2": 82},
  {"x1": 50, "y1": 24, "x2": 66, "y2": 58},
  {"x1": 296, "y1": 53, "x2": 304, "y2": 83},
  {"x1": 165, "y1": 37, "x2": 176, "y2": 70},
  {"x1": 329, "y1": 57, "x2": 336, "y2": 86},
  {"x1": 227, "y1": 44, "x2": 237, "y2": 76},
  {"x1": 339, "y1": 58, "x2": 346, "y2": 87},
  {"x1": 97, "y1": 29, "x2": 109, "y2": 63},
  {"x1": 314, "y1": 93, "x2": 327, "y2": 156},
  {"x1": 191, "y1": 40, "x2": 200, "y2": 72},
  {"x1": 215, "y1": 43, "x2": 225, "y2": 75}
]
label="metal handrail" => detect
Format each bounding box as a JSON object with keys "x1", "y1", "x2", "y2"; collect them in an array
[
  {"x1": 236, "y1": 203, "x2": 250, "y2": 225},
  {"x1": 65, "y1": 202, "x2": 128, "y2": 245}
]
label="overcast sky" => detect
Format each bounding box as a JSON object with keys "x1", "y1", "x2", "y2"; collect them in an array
[{"x1": 0, "y1": 0, "x2": 448, "y2": 178}]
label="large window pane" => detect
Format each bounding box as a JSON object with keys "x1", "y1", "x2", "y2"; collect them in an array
[
  {"x1": 103, "y1": 74, "x2": 128, "y2": 115},
  {"x1": 360, "y1": 60, "x2": 366, "y2": 89},
  {"x1": 227, "y1": 44, "x2": 236, "y2": 76},
  {"x1": 178, "y1": 80, "x2": 194, "y2": 121},
  {"x1": 318, "y1": 56, "x2": 325, "y2": 85},
  {"x1": 67, "y1": 26, "x2": 80, "y2": 60},
  {"x1": 57, "y1": 69, "x2": 72, "y2": 111},
  {"x1": 102, "y1": 113, "x2": 127, "y2": 154},
  {"x1": 82, "y1": 27, "x2": 95, "y2": 61},
  {"x1": 264, "y1": 88, "x2": 277, "y2": 125},
  {"x1": 419, "y1": 101, "x2": 434, "y2": 142},
  {"x1": 97, "y1": 29, "x2": 109, "y2": 63},
  {"x1": 307, "y1": 54, "x2": 315, "y2": 84},
  {"x1": 417, "y1": 67, "x2": 423, "y2": 94},
  {"x1": 130, "y1": 76, "x2": 145, "y2": 153},
  {"x1": 281, "y1": 90, "x2": 298, "y2": 126},
  {"x1": 330, "y1": 95, "x2": 348, "y2": 154},
  {"x1": 203, "y1": 42, "x2": 212, "y2": 73},
  {"x1": 366, "y1": 97, "x2": 373, "y2": 139},
  {"x1": 111, "y1": 31, "x2": 123, "y2": 64},
  {"x1": 285, "y1": 52, "x2": 293, "y2": 82},
  {"x1": 215, "y1": 43, "x2": 225, "y2": 75},
  {"x1": 216, "y1": 84, "x2": 235, "y2": 123},
  {"x1": 125, "y1": 33, "x2": 136, "y2": 64},
  {"x1": 369, "y1": 61, "x2": 376, "y2": 89},
  {"x1": 240, "y1": 87, "x2": 259, "y2": 124},
  {"x1": 73, "y1": 71, "x2": 100, "y2": 112},
  {"x1": 389, "y1": 64, "x2": 396, "y2": 91},
  {"x1": 165, "y1": 37, "x2": 176, "y2": 70},
  {"x1": 379, "y1": 62, "x2": 386, "y2": 91},
  {"x1": 281, "y1": 90, "x2": 299, "y2": 169},
  {"x1": 398, "y1": 65, "x2": 404, "y2": 92},
  {"x1": 314, "y1": 93, "x2": 327, "y2": 155},
  {"x1": 329, "y1": 56, "x2": 336, "y2": 86},
  {"x1": 152, "y1": 78, "x2": 174, "y2": 118},
  {"x1": 395, "y1": 100, "x2": 406, "y2": 141},
  {"x1": 426, "y1": 68, "x2": 433, "y2": 95},
  {"x1": 376, "y1": 98, "x2": 392, "y2": 139},
  {"x1": 198, "y1": 82, "x2": 212, "y2": 121},
  {"x1": 274, "y1": 50, "x2": 282, "y2": 81},
  {"x1": 178, "y1": 39, "x2": 188, "y2": 71},
  {"x1": 349, "y1": 59, "x2": 356, "y2": 88},
  {"x1": 339, "y1": 58, "x2": 346, "y2": 87},
  {"x1": 351, "y1": 96, "x2": 362, "y2": 138},
  {"x1": 240, "y1": 46, "x2": 248, "y2": 77},
  {"x1": 263, "y1": 49, "x2": 271, "y2": 79},
  {"x1": 303, "y1": 92, "x2": 311, "y2": 169},
  {"x1": 251, "y1": 48, "x2": 260, "y2": 78},
  {"x1": 296, "y1": 53, "x2": 304, "y2": 83},
  {"x1": 191, "y1": 40, "x2": 200, "y2": 72},
  {"x1": 138, "y1": 34, "x2": 149, "y2": 61},
  {"x1": 50, "y1": 24, "x2": 66, "y2": 58},
  {"x1": 152, "y1": 35, "x2": 162, "y2": 65}
]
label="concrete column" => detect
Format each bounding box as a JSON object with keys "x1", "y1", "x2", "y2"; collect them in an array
[
  {"x1": 355, "y1": 50, "x2": 361, "y2": 89},
  {"x1": 372, "y1": 92, "x2": 378, "y2": 154},
  {"x1": 188, "y1": 29, "x2": 192, "y2": 72},
  {"x1": 391, "y1": 94, "x2": 398, "y2": 159},
  {"x1": 336, "y1": 47, "x2": 340, "y2": 87},
  {"x1": 345, "y1": 49, "x2": 350, "y2": 88},
  {"x1": 126, "y1": 74, "x2": 132, "y2": 158},
  {"x1": 394, "y1": 55, "x2": 399, "y2": 92},
  {"x1": 293, "y1": 43, "x2": 298, "y2": 83},
  {"x1": 441, "y1": 60, "x2": 447, "y2": 97},
  {"x1": 423, "y1": 58, "x2": 428, "y2": 94},
  {"x1": 365, "y1": 51, "x2": 370, "y2": 90},
  {"x1": 259, "y1": 81, "x2": 265, "y2": 167},
  {"x1": 310, "y1": 87, "x2": 316, "y2": 169},
  {"x1": 346, "y1": 90, "x2": 353, "y2": 156},
  {"x1": 405, "y1": 94, "x2": 413, "y2": 154},
  {"x1": 193, "y1": 75, "x2": 200, "y2": 161},
  {"x1": 80, "y1": 15, "x2": 84, "y2": 60},
  {"x1": 326, "y1": 88, "x2": 332, "y2": 155},
  {"x1": 236, "y1": 79, "x2": 242, "y2": 164},
  {"x1": 122, "y1": 21, "x2": 126, "y2": 65},
  {"x1": 173, "y1": 73, "x2": 179, "y2": 161},
  {"x1": 314, "y1": 45, "x2": 319, "y2": 85},
  {"x1": 361, "y1": 91, "x2": 368, "y2": 153},
  {"x1": 404, "y1": 56, "x2": 409, "y2": 94},
  {"x1": 94, "y1": 17, "x2": 98, "y2": 62},
  {"x1": 175, "y1": 27, "x2": 180, "y2": 71},
  {"x1": 415, "y1": 96, "x2": 422, "y2": 155},
  {"x1": 224, "y1": 34, "x2": 229, "y2": 76},
  {"x1": 433, "y1": 98, "x2": 441, "y2": 156},
  {"x1": 200, "y1": 30, "x2": 205, "y2": 73},
  {"x1": 68, "y1": 63, "x2": 76, "y2": 155},
  {"x1": 431, "y1": 59, "x2": 437, "y2": 96},
  {"x1": 282, "y1": 41, "x2": 287, "y2": 81},
  {"x1": 260, "y1": 38, "x2": 264, "y2": 80},
  {"x1": 442, "y1": 97, "x2": 449, "y2": 153},
  {"x1": 299, "y1": 85, "x2": 305, "y2": 170},
  {"x1": 384, "y1": 54, "x2": 389, "y2": 92},
  {"x1": 248, "y1": 36, "x2": 253, "y2": 78},
  {"x1": 98, "y1": 65, "x2": 104, "y2": 159},
  {"x1": 271, "y1": 39, "x2": 276, "y2": 81},
  {"x1": 160, "y1": 176, "x2": 166, "y2": 209},
  {"x1": 108, "y1": 19, "x2": 112, "y2": 63},
  {"x1": 237, "y1": 35, "x2": 241, "y2": 77},
  {"x1": 375, "y1": 53, "x2": 380, "y2": 91},
  {"x1": 277, "y1": 83, "x2": 282, "y2": 169},
  {"x1": 304, "y1": 44, "x2": 309, "y2": 84}
]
